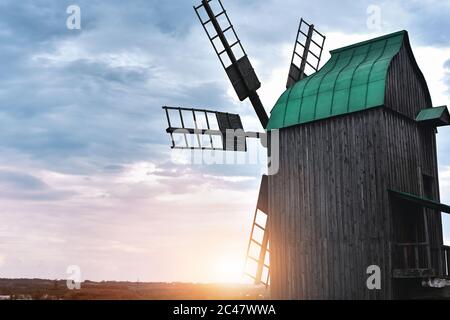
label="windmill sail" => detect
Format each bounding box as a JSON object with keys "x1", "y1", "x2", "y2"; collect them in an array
[
  {"x1": 245, "y1": 175, "x2": 270, "y2": 287},
  {"x1": 163, "y1": 106, "x2": 263, "y2": 152},
  {"x1": 194, "y1": 0, "x2": 269, "y2": 129},
  {"x1": 286, "y1": 18, "x2": 326, "y2": 88}
]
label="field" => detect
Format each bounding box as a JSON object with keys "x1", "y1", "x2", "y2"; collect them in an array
[{"x1": 0, "y1": 279, "x2": 269, "y2": 300}]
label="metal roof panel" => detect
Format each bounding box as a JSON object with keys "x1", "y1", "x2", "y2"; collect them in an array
[{"x1": 267, "y1": 31, "x2": 407, "y2": 130}]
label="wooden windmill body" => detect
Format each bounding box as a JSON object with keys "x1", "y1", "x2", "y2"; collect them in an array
[{"x1": 268, "y1": 31, "x2": 450, "y2": 299}]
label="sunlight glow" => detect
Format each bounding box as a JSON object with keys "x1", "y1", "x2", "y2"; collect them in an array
[{"x1": 210, "y1": 254, "x2": 251, "y2": 284}]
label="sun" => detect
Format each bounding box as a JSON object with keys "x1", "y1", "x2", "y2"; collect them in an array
[{"x1": 210, "y1": 254, "x2": 252, "y2": 284}]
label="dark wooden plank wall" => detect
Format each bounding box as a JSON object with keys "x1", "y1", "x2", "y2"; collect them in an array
[
  {"x1": 269, "y1": 108, "x2": 443, "y2": 299},
  {"x1": 382, "y1": 110, "x2": 444, "y2": 297},
  {"x1": 385, "y1": 37, "x2": 432, "y2": 119},
  {"x1": 419, "y1": 127, "x2": 444, "y2": 275},
  {"x1": 385, "y1": 35, "x2": 444, "y2": 279},
  {"x1": 269, "y1": 108, "x2": 392, "y2": 299}
]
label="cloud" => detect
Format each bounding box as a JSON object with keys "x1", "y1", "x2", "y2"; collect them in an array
[
  {"x1": 444, "y1": 58, "x2": 450, "y2": 97},
  {"x1": 2, "y1": 0, "x2": 449, "y2": 176},
  {"x1": 0, "y1": 169, "x2": 76, "y2": 201},
  {"x1": 438, "y1": 166, "x2": 450, "y2": 246},
  {"x1": 0, "y1": 170, "x2": 47, "y2": 190},
  {"x1": 445, "y1": 59, "x2": 450, "y2": 69},
  {"x1": 0, "y1": 159, "x2": 260, "y2": 281}
]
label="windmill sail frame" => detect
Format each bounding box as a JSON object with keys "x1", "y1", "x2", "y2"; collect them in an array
[
  {"x1": 194, "y1": 0, "x2": 269, "y2": 128},
  {"x1": 245, "y1": 175, "x2": 270, "y2": 287},
  {"x1": 286, "y1": 18, "x2": 326, "y2": 88},
  {"x1": 163, "y1": 106, "x2": 263, "y2": 152}
]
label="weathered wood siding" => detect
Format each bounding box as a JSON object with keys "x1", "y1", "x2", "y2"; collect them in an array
[
  {"x1": 269, "y1": 108, "x2": 442, "y2": 299},
  {"x1": 268, "y1": 33, "x2": 444, "y2": 299},
  {"x1": 381, "y1": 111, "x2": 443, "y2": 297},
  {"x1": 269, "y1": 108, "x2": 391, "y2": 299},
  {"x1": 385, "y1": 36, "x2": 432, "y2": 119}
]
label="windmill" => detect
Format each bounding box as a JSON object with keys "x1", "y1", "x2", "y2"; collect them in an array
[{"x1": 162, "y1": 0, "x2": 325, "y2": 287}]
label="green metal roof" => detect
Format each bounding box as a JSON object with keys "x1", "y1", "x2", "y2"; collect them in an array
[
  {"x1": 267, "y1": 31, "x2": 407, "y2": 130},
  {"x1": 415, "y1": 106, "x2": 450, "y2": 126}
]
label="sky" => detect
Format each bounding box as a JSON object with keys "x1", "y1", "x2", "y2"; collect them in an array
[{"x1": 1, "y1": 0, "x2": 450, "y2": 283}]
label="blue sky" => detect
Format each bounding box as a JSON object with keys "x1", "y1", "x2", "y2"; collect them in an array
[{"x1": 1, "y1": 0, "x2": 450, "y2": 282}]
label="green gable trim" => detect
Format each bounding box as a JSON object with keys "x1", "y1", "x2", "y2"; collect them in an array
[
  {"x1": 388, "y1": 189, "x2": 450, "y2": 214},
  {"x1": 415, "y1": 106, "x2": 450, "y2": 127},
  {"x1": 267, "y1": 31, "x2": 406, "y2": 130}
]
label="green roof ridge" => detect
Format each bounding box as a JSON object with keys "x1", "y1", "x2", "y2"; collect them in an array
[{"x1": 330, "y1": 30, "x2": 407, "y2": 54}]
